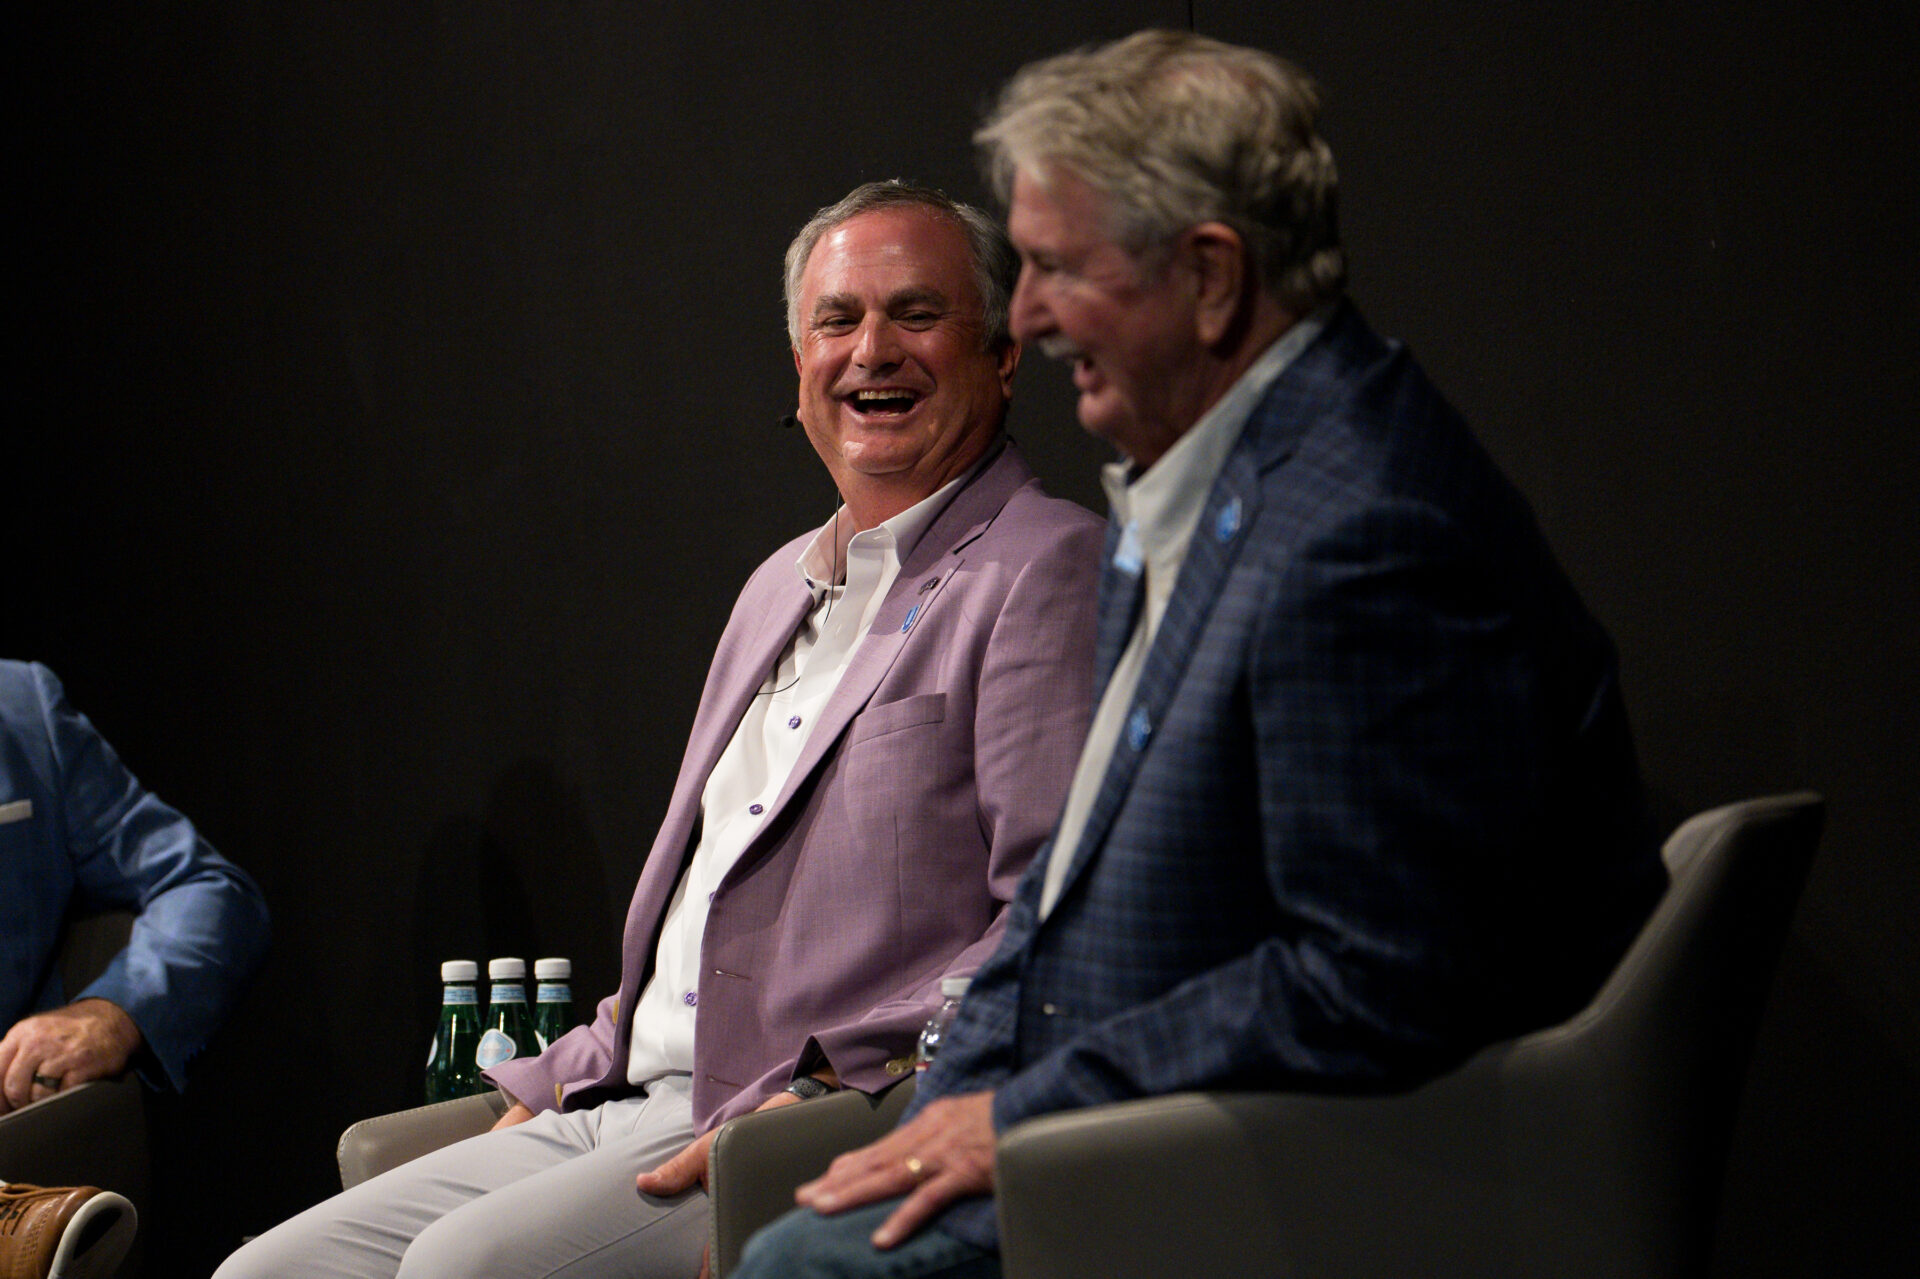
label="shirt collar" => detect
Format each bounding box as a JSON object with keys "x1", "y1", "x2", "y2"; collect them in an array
[
  {"x1": 793, "y1": 443, "x2": 994, "y2": 595},
  {"x1": 1101, "y1": 308, "x2": 1329, "y2": 567}
]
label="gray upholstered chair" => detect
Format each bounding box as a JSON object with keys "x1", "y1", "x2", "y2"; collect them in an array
[
  {"x1": 0, "y1": 910, "x2": 149, "y2": 1278},
  {"x1": 702, "y1": 792, "x2": 1824, "y2": 1279}
]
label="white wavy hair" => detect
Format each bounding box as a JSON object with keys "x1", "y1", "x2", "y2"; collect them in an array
[{"x1": 976, "y1": 30, "x2": 1346, "y2": 310}]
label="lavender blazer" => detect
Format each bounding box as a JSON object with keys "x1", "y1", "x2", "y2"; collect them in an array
[{"x1": 488, "y1": 442, "x2": 1104, "y2": 1131}]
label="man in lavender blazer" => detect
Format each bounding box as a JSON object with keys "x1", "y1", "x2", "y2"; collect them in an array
[
  {"x1": 493, "y1": 432, "x2": 1098, "y2": 1135},
  {"x1": 215, "y1": 183, "x2": 1102, "y2": 1279}
]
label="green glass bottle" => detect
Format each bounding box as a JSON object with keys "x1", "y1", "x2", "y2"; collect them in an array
[
  {"x1": 533, "y1": 957, "x2": 573, "y2": 1052},
  {"x1": 475, "y1": 957, "x2": 533, "y2": 1074},
  {"x1": 425, "y1": 959, "x2": 482, "y2": 1103}
]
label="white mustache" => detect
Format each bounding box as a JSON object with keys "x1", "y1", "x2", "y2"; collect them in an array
[{"x1": 1036, "y1": 335, "x2": 1086, "y2": 363}]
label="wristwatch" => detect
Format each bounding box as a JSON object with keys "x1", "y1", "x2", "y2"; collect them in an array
[{"x1": 783, "y1": 1076, "x2": 833, "y2": 1101}]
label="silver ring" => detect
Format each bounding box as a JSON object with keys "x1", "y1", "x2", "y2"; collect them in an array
[
  {"x1": 904, "y1": 1155, "x2": 927, "y2": 1180},
  {"x1": 31, "y1": 1073, "x2": 61, "y2": 1091}
]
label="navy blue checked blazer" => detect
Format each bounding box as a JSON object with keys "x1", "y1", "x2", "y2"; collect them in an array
[{"x1": 913, "y1": 303, "x2": 1667, "y2": 1248}]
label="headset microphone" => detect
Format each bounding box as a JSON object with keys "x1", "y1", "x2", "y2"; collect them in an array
[{"x1": 780, "y1": 413, "x2": 804, "y2": 430}]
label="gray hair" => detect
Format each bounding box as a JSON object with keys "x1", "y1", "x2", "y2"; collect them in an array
[
  {"x1": 783, "y1": 180, "x2": 1019, "y2": 351},
  {"x1": 976, "y1": 30, "x2": 1346, "y2": 311}
]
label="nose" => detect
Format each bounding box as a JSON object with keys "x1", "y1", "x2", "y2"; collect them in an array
[
  {"x1": 1009, "y1": 262, "x2": 1050, "y2": 343},
  {"x1": 853, "y1": 314, "x2": 905, "y2": 372}
]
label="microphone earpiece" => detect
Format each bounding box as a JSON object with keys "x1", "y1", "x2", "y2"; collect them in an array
[{"x1": 780, "y1": 413, "x2": 804, "y2": 431}]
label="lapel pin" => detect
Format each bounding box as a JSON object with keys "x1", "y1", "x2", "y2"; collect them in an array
[
  {"x1": 901, "y1": 603, "x2": 921, "y2": 633},
  {"x1": 1126, "y1": 705, "x2": 1152, "y2": 752},
  {"x1": 1215, "y1": 497, "x2": 1243, "y2": 543}
]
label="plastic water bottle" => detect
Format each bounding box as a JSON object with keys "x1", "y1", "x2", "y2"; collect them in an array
[
  {"x1": 425, "y1": 960, "x2": 482, "y2": 1102},
  {"x1": 476, "y1": 957, "x2": 533, "y2": 1072},
  {"x1": 915, "y1": 976, "x2": 970, "y2": 1071},
  {"x1": 533, "y1": 957, "x2": 573, "y2": 1052}
]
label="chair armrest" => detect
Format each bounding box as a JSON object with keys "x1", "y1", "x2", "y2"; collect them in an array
[
  {"x1": 997, "y1": 1089, "x2": 1495, "y2": 1279},
  {"x1": 708, "y1": 1079, "x2": 916, "y2": 1279},
  {"x1": 0, "y1": 1075, "x2": 149, "y2": 1204},
  {"x1": 337, "y1": 1090, "x2": 508, "y2": 1189}
]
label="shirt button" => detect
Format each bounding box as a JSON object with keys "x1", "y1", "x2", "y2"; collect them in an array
[
  {"x1": 748, "y1": 803, "x2": 764, "y2": 815},
  {"x1": 788, "y1": 716, "x2": 802, "y2": 730},
  {"x1": 1041, "y1": 1003, "x2": 1060, "y2": 1016},
  {"x1": 682, "y1": 991, "x2": 698, "y2": 1007}
]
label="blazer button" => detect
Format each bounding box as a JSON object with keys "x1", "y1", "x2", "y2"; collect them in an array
[
  {"x1": 884, "y1": 1056, "x2": 914, "y2": 1076},
  {"x1": 1041, "y1": 1003, "x2": 1060, "y2": 1016}
]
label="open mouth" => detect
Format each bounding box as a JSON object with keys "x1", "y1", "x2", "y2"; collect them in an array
[{"x1": 848, "y1": 388, "x2": 923, "y2": 418}]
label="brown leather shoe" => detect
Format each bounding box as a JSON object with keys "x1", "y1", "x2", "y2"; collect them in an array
[{"x1": 0, "y1": 1183, "x2": 136, "y2": 1279}]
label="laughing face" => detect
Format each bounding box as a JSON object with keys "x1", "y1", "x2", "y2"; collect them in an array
[
  {"x1": 1006, "y1": 165, "x2": 1205, "y2": 469},
  {"x1": 792, "y1": 206, "x2": 1018, "y2": 527}
]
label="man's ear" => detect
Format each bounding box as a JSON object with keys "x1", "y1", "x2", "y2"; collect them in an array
[
  {"x1": 994, "y1": 336, "x2": 1022, "y2": 397},
  {"x1": 793, "y1": 347, "x2": 803, "y2": 376},
  {"x1": 1183, "y1": 222, "x2": 1251, "y2": 349}
]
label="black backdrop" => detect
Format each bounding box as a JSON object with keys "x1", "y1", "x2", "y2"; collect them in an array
[{"x1": 12, "y1": 4, "x2": 1916, "y2": 1275}]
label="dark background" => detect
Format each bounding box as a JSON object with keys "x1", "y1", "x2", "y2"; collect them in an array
[{"x1": 11, "y1": 3, "x2": 1915, "y2": 1275}]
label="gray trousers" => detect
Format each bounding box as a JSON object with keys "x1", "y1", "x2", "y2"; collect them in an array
[{"x1": 214, "y1": 1077, "x2": 706, "y2": 1279}]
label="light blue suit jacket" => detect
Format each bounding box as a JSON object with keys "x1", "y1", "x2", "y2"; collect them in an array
[
  {"x1": 916, "y1": 305, "x2": 1667, "y2": 1247},
  {"x1": 1, "y1": 660, "x2": 270, "y2": 1091}
]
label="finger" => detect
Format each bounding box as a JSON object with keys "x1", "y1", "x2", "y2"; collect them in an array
[
  {"x1": 871, "y1": 1173, "x2": 970, "y2": 1249},
  {"x1": 635, "y1": 1146, "x2": 700, "y2": 1197},
  {"x1": 2, "y1": 1046, "x2": 42, "y2": 1112},
  {"x1": 697, "y1": 1244, "x2": 712, "y2": 1279},
  {"x1": 799, "y1": 1151, "x2": 925, "y2": 1214}
]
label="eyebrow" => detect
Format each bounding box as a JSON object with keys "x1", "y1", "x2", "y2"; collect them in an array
[{"x1": 810, "y1": 287, "x2": 952, "y2": 323}]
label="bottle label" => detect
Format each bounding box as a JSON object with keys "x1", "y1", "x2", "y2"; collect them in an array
[
  {"x1": 536, "y1": 984, "x2": 571, "y2": 1003},
  {"x1": 442, "y1": 987, "x2": 478, "y2": 1005},
  {"x1": 475, "y1": 1028, "x2": 518, "y2": 1069},
  {"x1": 489, "y1": 983, "x2": 525, "y2": 1004}
]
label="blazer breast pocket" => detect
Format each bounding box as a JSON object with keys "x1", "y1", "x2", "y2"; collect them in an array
[{"x1": 847, "y1": 692, "x2": 946, "y2": 744}]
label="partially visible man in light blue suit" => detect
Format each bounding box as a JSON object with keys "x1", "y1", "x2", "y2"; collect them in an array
[
  {"x1": 742, "y1": 31, "x2": 1669, "y2": 1279},
  {"x1": 0, "y1": 659, "x2": 270, "y2": 1111}
]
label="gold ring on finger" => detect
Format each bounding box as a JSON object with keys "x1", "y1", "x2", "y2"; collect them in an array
[{"x1": 903, "y1": 1155, "x2": 926, "y2": 1180}]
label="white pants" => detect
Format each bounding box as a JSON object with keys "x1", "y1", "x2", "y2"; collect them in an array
[{"x1": 215, "y1": 1077, "x2": 706, "y2": 1279}]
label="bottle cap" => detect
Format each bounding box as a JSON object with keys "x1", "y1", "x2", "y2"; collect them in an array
[
  {"x1": 535, "y1": 958, "x2": 571, "y2": 979},
  {"x1": 441, "y1": 960, "x2": 479, "y2": 982},
  {"x1": 488, "y1": 957, "x2": 527, "y2": 979},
  {"x1": 940, "y1": 976, "x2": 971, "y2": 999}
]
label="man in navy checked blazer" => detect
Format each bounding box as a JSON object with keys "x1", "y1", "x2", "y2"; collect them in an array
[{"x1": 739, "y1": 30, "x2": 1668, "y2": 1279}]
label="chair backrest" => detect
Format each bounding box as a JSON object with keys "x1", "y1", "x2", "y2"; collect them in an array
[
  {"x1": 1471, "y1": 791, "x2": 1825, "y2": 1274},
  {"x1": 57, "y1": 910, "x2": 136, "y2": 999}
]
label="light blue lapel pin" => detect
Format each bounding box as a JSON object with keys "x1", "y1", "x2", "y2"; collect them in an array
[
  {"x1": 1214, "y1": 496, "x2": 1243, "y2": 543},
  {"x1": 1126, "y1": 705, "x2": 1152, "y2": 752},
  {"x1": 900, "y1": 603, "x2": 920, "y2": 633},
  {"x1": 1113, "y1": 519, "x2": 1144, "y2": 576}
]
